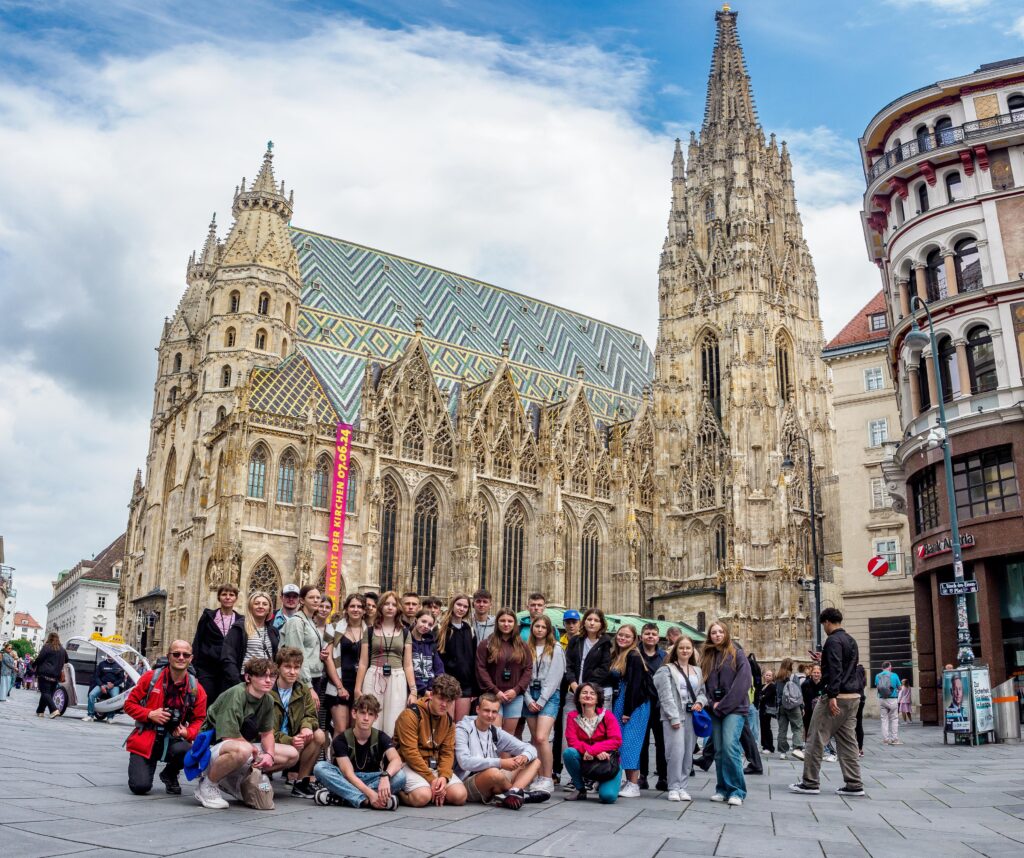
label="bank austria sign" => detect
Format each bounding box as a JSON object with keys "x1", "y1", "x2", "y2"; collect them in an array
[{"x1": 917, "y1": 531, "x2": 977, "y2": 560}]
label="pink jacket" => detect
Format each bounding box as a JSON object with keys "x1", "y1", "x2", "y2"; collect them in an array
[{"x1": 565, "y1": 708, "x2": 623, "y2": 756}]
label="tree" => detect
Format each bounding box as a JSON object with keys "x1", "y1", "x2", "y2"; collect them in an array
[{"x1": 8, "y1": 638, "x2": 35, "y2": 657}]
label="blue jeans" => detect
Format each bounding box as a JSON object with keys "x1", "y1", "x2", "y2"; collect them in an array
[
  {"x1": 745, "y1": 704, "x2": 760, "y2": 745},
  {"x1": 562, "y1": 748, "x2": 620, "y2": 803},
  {"x1": 313, "y1": 761, "x2": 406, "y2": 807},
  {"x1": 711, "y1": 712, "x2": 746, "y2": 800},
  {"x1": 88, "y1": 685, "x2": 120, "y2": 716}
]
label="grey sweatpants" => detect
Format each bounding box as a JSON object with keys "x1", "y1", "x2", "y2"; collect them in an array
[
  {"x1": 777, "y1": 706, "x2": 804, "y2": 752},
  {"x1": 662, "y1": 715, "x2": 695, "y2": 793}
]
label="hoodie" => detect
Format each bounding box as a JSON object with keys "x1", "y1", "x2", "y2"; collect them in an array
[
  {"x1": 453, "y1": 714, "x2": 536, "y2": 780},
  {"x1": 411, "y1": 631, "x2": 445, "y2": 695}
]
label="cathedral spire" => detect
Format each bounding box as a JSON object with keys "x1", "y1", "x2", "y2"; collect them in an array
[{"x1": 702, "y1": 7, "x2": 758, "y2": 134}]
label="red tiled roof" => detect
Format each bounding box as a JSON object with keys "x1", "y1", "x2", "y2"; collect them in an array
[
  {"x1": 13, "y1": 611, "x2": 41, "y2": 629},
  {"x1": 825, "y1": 290, "x2": 889, "y2": 350}
]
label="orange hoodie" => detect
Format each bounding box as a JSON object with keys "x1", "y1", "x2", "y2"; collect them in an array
[{"x1": 393, "y1": 697, "x2": 456, "y2": 781}]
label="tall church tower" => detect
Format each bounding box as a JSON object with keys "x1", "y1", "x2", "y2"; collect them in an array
[{"x1": 650, "y1": 8, "x2": 840, "y2": 661}]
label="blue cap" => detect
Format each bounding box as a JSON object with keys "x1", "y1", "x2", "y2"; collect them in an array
[{"x1": 563, "y1": 610, "x2": 581, "y2": 621}]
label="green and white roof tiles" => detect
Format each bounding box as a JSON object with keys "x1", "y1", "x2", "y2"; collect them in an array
[{"x1": 290, "y1": 227, "x2": 654, "y2": 427}]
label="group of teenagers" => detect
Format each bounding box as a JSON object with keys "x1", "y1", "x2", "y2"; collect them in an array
[{"x1": 120, "y1": 581, "x2": 867, "y2": 811}]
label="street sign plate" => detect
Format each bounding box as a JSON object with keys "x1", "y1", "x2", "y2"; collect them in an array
[
  {"x1": 940, "y1": 580, "x2": 979, "y2": 596},
  {"x1": 868, "y1": 556, "x2": 889, "y2": 577}
]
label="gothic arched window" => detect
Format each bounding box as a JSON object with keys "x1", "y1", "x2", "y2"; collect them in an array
[
  {"x1": 225, "y1": 328, "x2": 236, "y2": 347},
  {"x1": 501, "y1": 502, "x2": 527, "y2": 609},
  {"x1": 221, "y1": 365, "x2": 232, "y2": 388},
  {"x1": 640, "y1": 472, "x2": 653, "y2": 507},
  {"x1": 678, "y1": 477, "x2": 693, "y2": 512},
  {"x1": 493, "y1": 434, "x2": 513, "y2": 480},
  {"x1": 697, "y1": 611, "x2": 706, "y2": 632},
  {"x1": 698, "y1": 474, "x2": 716, "y2": 508},
  {"x1": 402, "y1": 415, "x2": 424, "y2": 461},
  {"x1": 229, "y1": 291, "x2": 240, "y2": 313},
  {"x1": 433, "y1": 426, "x2": 453, "y2": 467},
  {"x1": 378, "y1": 478, "x2": 400, "y2": 592},
  {"x1": 775, "y1": 331, "x2": 793, "y2": 401},
  {"x1": 346, "y1": 465, "x2": 360, "y2": 514},
  {"x1": 699, "y1": 332, "x2": 721, "y2": 419},
  {"x1": 571, "y1": 456, "x2": 589, "y2": 495},
  {"x1": 312, "y1": 454, "x2": 330, "y2": 509},
  {"x1": 168, "y1": 386, "x2": 178, "y2": 405},
  {"x1": 276, "y1": 449, "x2": 296, "y2": 504},
  {"x1": 378, "y1": 410, "x2": 395, "y2": 456},
  {"x1": 258, "y1": 292, "x2": 270, "y2": 315},
  {"x1": 163, "y1": 448, "x2": 177, "y2": 502},
  {"x1": 247, "y1": 445, "x2": 268, "y2": 498},
  {"x1": 173, "y1": 353, "x2": 182, "y2": 373},
  {"x1": 411, "y1": 487, "x2": 440, "y2": 595},
  {"x1": 595, "y1": 464, "x2": 610, "y2": 499},
  {"x1": 714, "y1": 521, "x2": 727, "y2": 568},
  {"x1": 255, "y1": 329, "x2": 267, "y2": 351},
  {"x1": 580, "y1": 518, "x2": 600, "y2": 610},
  {"x1": 477, "y1": 498, "x2": 490, "y2": 590},
  {"x1": 473, "y1": 429, "x2": 486, "y2": 473},
  {"x1": 520, "y1": 445, "x2": 537, "y2": 484},
  {"x1": 248, "y1": 556, "x2": 280, "y2": 606}
]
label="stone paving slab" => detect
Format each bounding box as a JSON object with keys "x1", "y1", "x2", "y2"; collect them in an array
[{"x1": 2, "y1": 687, "x2": 1024, "y2": 856}]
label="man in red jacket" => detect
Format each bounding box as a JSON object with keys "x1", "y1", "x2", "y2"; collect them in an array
[{"x1": 124, "y1": 640, "x2": 208, "y2": 795}]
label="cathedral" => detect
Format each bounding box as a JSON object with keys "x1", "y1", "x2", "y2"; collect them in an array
[{"x1": 118, "y1": 9, "x2": 842, "y2": 664}]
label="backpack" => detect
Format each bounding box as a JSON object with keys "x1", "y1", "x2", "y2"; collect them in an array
[
  {"x1": 781, "y1": 677, "x2": 803, "y2": 711},
  {"x1": 877, "y1": 672, "x2": 893, "y2": 699},
  {"x1": 343, "y1": 727, "x2": 383, "y2": 771}
]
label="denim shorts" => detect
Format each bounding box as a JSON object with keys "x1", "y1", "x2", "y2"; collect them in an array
[
  {"x1": 500, "y1": 695, "x2": 525, "y2": 719},
  {"x1": 528, "y1": 688, "x2": 561, "y2": 718}
]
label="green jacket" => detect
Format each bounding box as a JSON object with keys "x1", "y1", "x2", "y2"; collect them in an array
[{"x1": 269, "y1": 681, "x2": 319, "y2": 745}]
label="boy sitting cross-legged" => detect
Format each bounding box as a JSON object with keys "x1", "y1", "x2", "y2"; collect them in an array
[
  {"x1": 270, "y1": 647, "x2": 327, "y2": 799},
  {"x1": 312, "y1": 693, "x2": 406, "y2": 809}
]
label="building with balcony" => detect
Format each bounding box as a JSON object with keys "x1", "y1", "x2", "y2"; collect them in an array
[
  {"x1": 860, "y1": 58, "x2": 1024, "y2": 724},
  {"x1": 823, "y1": 293, "x2": 915, "y2": 716},
  {"x1": 46, "y1": 534, "x2": 124, "y2": 641}
]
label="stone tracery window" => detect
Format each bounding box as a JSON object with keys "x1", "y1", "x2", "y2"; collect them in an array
[
  {"x1": 477, "y1": 498, "x2": 490, "y2": 590},
  {"x1": 493, "y1": 433, "x2": 513, "y2": 479},
  {"x1": 775, "y1": 331, "x2": 794, "y2": 401},
  {"x1": 276, "y1": 449, "x2": 296, "y2": 504},
  {"x1": 580, "y1": 518, "x2": 600, "y2": 609},
  {"x1": 249, "y1": 556, "x2": 280, "y2": 605},
  {"x1": 571, "y1": 455, "x2": 589, "y2": 494},
  {"x1": 698, "y1": 474, "x2": 716, "y2": 508},
  {"x1": 312, "y1": 454, "x2": 330, "y2": 509},
  {"x1": 402, "y1": 414, "x2": 424, "y2": 461},
  {"x1": 433, "y1": 425, "x2": 453, "y2": 467},
  {"x1": 595, "y1": 463, "x2": 611, "y2": 499},
  {"x1": 699, "y1": 331, "x2": 721, "y2": 419},
  {"x1": 247, "y1": 445, "x2": 268, "y2": 498},
  {"x1": 378, "y1": 410, "x2": 395, "y2": 456},
  {"x1": 258, "y1": 292, "x2": 270, "y2": 315},
  {"x1": 378, "y1": 478, "x2": 400, "y2": 592},
  {"x1": 346, "y1": 465, "x2": 360, "y2": 514},
  {"x1": 714, "y1": 520, "x2": 727, "y2": 568},
  {"x1": 520, "y1": 445, "x2": 537, "y2": 484},
  {"x1": 500, "y1": 501, "x2": 527, "y2": 609},
  {"x1": 640, "y1": 471, "x2": 654, "y2": 507},
  {"x1": 411, "y1": 486, "x2": 439, "y2": 595},
  {"x1": 678, "y1": 476, "x2": 693, "y2": 512}
]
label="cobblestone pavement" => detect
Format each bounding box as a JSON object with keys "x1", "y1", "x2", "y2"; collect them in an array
[{"x1": 2, "y1": 689, "x2": 1024, "y2": 857}]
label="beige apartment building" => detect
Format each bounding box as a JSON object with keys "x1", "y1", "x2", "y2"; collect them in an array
[{"x1": 823, "y1": 292, "x2": 915, "y2": 715}]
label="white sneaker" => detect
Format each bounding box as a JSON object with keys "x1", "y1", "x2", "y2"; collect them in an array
[
  {"x1": 618, "y1": 781, "x2": 641, "y2": 798},
  {"x1": 791, "y1": 749, "x2": 805, "y2": 760},
  {"x1": 194, "y1": 776, "x2": 229, "y2": 809},
  {"x1": 667, "y1": 790, "x2": 681, "y2": 801},
  {"x1": 678, "y1": 791, "x2": 692, "y2": 801},
  {"x1": 82, "y1": 715, "x2": 94, "y2": 722},
  {"x1": 727, "y1": 795, "x2": 743, "y2": 807},
  {"x1": 710, "y1": 793, "x2": 726, "y2": 802},
  {"x1": 824, "y1": 753, "x2": 838, "y2": 763},
  {"x1": 532, "y1": 776, "x2": 555, "y2": 794},
  {"x1": 778, "y1": 751, "x2": 787, "y2": 759}
]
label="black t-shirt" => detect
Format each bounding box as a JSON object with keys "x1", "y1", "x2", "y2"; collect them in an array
[{"x1": 331, "y1": 729, "x2": 393, "y2": 773}]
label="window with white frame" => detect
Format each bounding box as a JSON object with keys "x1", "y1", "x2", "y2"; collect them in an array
[
  {"x1": 97, "y1": 595, "x2": 106, "y2": 609},
  {"x1": 870, "y1": 313, "x2": 887, "y2": 331},
  {"x1": 868, "y1": 418, "x2": 888, "y2": 447},
  {"x1": 872, "y1": 538, "x2": 900, "y2": 574},
  {"x1": 871, "y1": 477, "x2": 892, "y2": 509},
  {"x1": 864, "y1": 367, "x2": 885, "y2": 391}
]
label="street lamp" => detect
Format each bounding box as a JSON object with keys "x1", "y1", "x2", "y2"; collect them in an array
[
  {"x1": 781, "y1": 434, "x2": 823, "y2": 651},
  {"x1": 904, "y1": 295, "x2": 974, "y2": 666}
]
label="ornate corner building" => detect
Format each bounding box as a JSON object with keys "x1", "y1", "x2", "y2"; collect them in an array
[{"x1": 118, "y1": 9, "x2": 840, "y2": 664}]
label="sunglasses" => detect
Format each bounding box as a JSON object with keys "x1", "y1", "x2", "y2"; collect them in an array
[{"x1": 169, "y1": 651, "x2": 192, "y2": 659}]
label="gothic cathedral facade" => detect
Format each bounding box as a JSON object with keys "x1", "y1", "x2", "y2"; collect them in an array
[{"x1": 118, "y1": 9, "x2": 841, "y2": 664}]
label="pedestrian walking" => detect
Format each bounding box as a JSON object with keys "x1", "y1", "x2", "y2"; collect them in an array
[
  {"x1": 789, "y1": 608, "x2": 865, "y2": 798},
  {"x1": 759, "y1": 668, "x2": 777, "y2": 753},
  {"x1": 774, "y1": 658, "x2": 805, "y2": 760},
  {"x1": 34, "y1": 632, "x2": 68, "y2": 717},
  {"x1": 874, "y1": 661, "x2": 902, "y2": 745},
  {"x1": 653, "y1": 634, "x2": 706, "y2": 802},
  {"x1": 854, "y1": 663, "x2": 866, "y2": 756},
  {"x1": 898, "y1": 679, "x2": 913, "y2": 722},
  {"x1": 0, "y1": 643, "x2": 17, "y2": 701}
]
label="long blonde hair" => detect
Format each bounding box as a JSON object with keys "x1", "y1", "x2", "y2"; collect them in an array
[
  {"x1": 610, "y1": 624, "x2": 641, "y2": 675},
  {"x1": 436, "y1": 593, "x2": 471, "y2": 655},
  {"x1": 699, "y1": 620, "x2": 738, "y2": 677},
  {"x1": 244, "y1": 592, "x2": 274, "y2": 637}
]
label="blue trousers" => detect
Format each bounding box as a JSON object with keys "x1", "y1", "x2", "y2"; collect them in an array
[
  {"x1": 562, "y1": 748, "x2": 621, "y2": 803},
  {"x1": 711, "y1": 712, "x2": 746, "y2": 800},
  {"x1": 313, "y1": 761, "x2": 406, "y2": 807},
  {"x1": 745, "y1": 704, "x2": 760, "y2": 745},
  {"x1": 88, "y1": 685, "x2": 120, "y2": 716}
]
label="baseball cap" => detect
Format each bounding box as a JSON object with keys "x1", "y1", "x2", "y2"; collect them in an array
[
  {"x1": 281, "y1": 583, "x2": 300, "y2": 596},
  {"x1": 563, "y1": 610, "x2": 581, "y2": 622}
]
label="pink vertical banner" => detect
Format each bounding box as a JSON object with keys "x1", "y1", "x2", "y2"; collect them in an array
[{"x1": 325, "y1": 423, "x2": 354, "y2": 606}]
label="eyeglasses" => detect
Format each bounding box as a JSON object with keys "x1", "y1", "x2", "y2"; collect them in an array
[{"x1": 169, "y1": 652, "x2": 192, "y2": 659}]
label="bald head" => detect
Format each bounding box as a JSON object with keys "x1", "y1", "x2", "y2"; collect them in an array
[{"x1": 166, "y1": 640, "x2": 193, "y2": 672}]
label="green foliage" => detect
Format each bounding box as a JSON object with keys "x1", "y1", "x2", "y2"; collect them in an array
[{"x1": 8, "y1": 638, "x2": 35, "y2": 657}]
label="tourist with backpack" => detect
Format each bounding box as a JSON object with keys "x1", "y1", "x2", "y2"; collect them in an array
[
  {"x1": 124, "y1": 640, "x2": 208, "y2": 795},
  {"x1": 313, "y1": 693, "x2": 406, "y2": 809},
  {"x1": 774, "y1": 658, "x2": 805, "y2": 760},
  {"x1": 409, "y1": 609, "x2": 445, "y2": 696},
  {"x1": 875, "y1": 661, "x2": 902, "y2": 745}
]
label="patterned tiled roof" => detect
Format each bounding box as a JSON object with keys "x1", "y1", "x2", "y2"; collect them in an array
[
  {"x1": 291, "y1": 228, "x2": 654, "y2": 423},
  {"x1": 249, "y1": 353, "x2": 339, "y2": 423},
  {"x1": 824, "y1": 290, "x2": 889, "y2": 351}
]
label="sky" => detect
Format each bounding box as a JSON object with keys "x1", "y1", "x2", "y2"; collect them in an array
[{"x1": 1, "y1": 0, "x2": 1022, "y2": 624}]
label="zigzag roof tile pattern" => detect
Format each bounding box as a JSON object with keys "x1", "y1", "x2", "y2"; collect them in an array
[{"x1": 290, "y1": 228, "x2": 654, "y2": 424}]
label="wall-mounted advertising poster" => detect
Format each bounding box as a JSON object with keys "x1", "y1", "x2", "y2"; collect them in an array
[{"x1": 943, "y1": 668, "x2": 971, "y2": 733}]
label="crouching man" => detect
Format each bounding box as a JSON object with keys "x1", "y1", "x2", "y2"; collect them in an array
[
  {"x1": 393, "y1": 674, "x2": 467, "y2": 807},
  {"x1": 313, "y1": 693, "x2": 406, "y2": 809},
  {"x1": 455, "y1": 692, "x2": 547, "y2": 810},
  {"x1": 269, "y1": 647, "x2": 326, "y2": 798},
  {"x1": 194, "y1": 657, "x2": 299, "y2": 809},
  {"x1": 124, "y1": 641, "x2": 207, "y2": 795}
]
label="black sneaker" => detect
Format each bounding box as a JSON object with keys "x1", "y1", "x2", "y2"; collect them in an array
[
  {"x1": 314, "y1": 788, "x2": 344, "y2": 807},
  {"x1": 499, "y1": 788, "x2": 524, "y2": 810},
  {"x1": 787, "y1": 782, "x2": 820, "y2": 795},
  {"x1": 523, "y1": 789, "x2": 551, "y2": 804},
  {"x1": 835, "y1": 785, "x2": 866, "y2": 797},
  {"x1": 638, "y1": 775, "x2": 649, "y2": 790},
  {"x1": 291, "y1": 779, "x2": 317, "y2": 799},
  {"x1": 655, "y1": 779, "x2": 668, "y2": 792},
  {"x1": 159, "y1": 771, "x2": 182, "y2": 795}
]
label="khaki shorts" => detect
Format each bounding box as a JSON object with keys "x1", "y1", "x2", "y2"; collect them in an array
[
  {"x1": 463, "y1": 768, "x2": 512, "y2": 803},
  {"x1": 398, "y1": 764, "x2": 463, "y2": 794}
]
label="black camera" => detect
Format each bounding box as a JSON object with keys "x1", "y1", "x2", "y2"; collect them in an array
[
  {"x1": 157, "y1": 707, "x2": 182, "y2": 737},
  {"x1": 712, "y1": 688, "x2": 725, "y2": 702},
  {"x1": 502, "y1": 668, "x2": 512, "y2": 682},
  {"x1": 530, "y1": 680, "x2": 542, "y2": 693},
  {"x1": 382, "y1": 664, "x2": 392, "y2": 677},
  {"x1": 685, "y1": 702, "x2": 695, "y2": 712}
]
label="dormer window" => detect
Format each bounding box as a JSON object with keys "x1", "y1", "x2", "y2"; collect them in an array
[{"x1": 870, "y1": 313, "x2": 887, "y2": 332}]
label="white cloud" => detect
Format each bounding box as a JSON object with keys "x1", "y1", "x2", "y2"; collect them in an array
[
  {"x1": 1010, "y1": 15, "x2": 1024, "y2": 40},
  {"x1": 886, "y1": 0, "x2": 985, "y2": 12}
]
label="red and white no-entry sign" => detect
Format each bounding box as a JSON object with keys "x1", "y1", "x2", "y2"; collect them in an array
[{"x1": 868, "y1": 556, "x2": 889, "y2": 577}]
